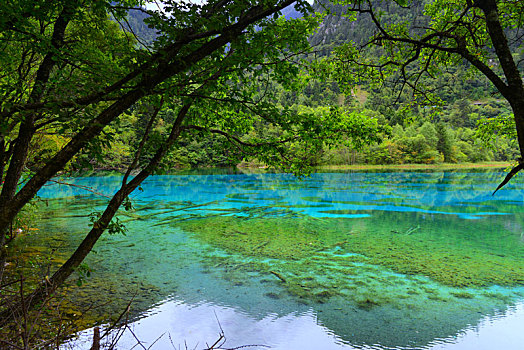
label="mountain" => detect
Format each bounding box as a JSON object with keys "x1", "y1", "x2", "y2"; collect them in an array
[
  {"x1": 123, "y1": 8, "x2": 157, "y2": 45},
  {"x1": 280, "y1": 4, "x2": 304, "y2": 19},
  {"x1": 309, "y1": 0, "x2": 428, "y2": 55},
  {"x1": 124, "y1": 3, "x2": 304, "y2": 43}
]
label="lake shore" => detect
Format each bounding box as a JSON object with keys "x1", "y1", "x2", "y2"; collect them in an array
[
  {"x1": 314, "y1": 162, "x2": 512, "y2": 171},
  {"x1": 75, "y1": 162, "x2": 513, "y2": 177}
]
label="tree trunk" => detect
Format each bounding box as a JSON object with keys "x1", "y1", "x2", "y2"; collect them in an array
[
  {"x1": 0, "y1": 0, "x2": 281, "y2": 238},
  {"x1": 91, "y1": 327, "x2": 100, "y2": 350},
  {"x1": 510, "y1": 99, "x2": 524, "y2": 160},
  {"x1": 0, "y1": 103, "x2": 190, "y2": 325},
  {"x1": 0, "y1": 0, "x2": 298, "y2": 324},
  {"x1": 476, "y1": 0, "x2": 524, "y2": 160},
  {"x1": 0, "y1": 4, "x2": 74, "y2": 278}
]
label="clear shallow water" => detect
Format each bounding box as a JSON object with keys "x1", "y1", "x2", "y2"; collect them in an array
[{"x1": 27, "y1": 170, "x2": 524, "y2": 349}]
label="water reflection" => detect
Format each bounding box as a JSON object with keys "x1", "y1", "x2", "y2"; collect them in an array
[
  {"x1": 38, "y1": 172, "x2": 524, "y2": 221},
  {"x1": 69, "y1": 299, "x2": 524, "y2": 350}
]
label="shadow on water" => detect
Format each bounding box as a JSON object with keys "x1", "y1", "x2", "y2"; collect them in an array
[{"x1": 15, "y1": 169, "x2": 524, "y2": 349}]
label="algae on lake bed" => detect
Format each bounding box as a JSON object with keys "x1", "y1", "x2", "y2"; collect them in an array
[
  {"x1": 18, "y1": 171, "x2": 524, "y2": 350},
  {"x1": 177, "y1": 215, "x2": 524, "y2": 287}
]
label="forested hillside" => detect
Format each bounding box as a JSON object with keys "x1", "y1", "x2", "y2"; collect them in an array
[
  {"x1": 101, "y1": 1, "x2": 517, "y2": 171},
  {"x1": 301, "y1": 0, "x2": 518, "y2": 166},
  {"x1": 32, "y1": 1, "x2": 516, "y2": 174}
]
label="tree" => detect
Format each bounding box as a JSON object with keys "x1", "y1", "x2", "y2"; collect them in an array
[
  {"x1": 329, "y1": 0, "x2": 524, "y2": 185},
  {"x1": 0, "y1": 0, "x2": 382, "y2": 325}
]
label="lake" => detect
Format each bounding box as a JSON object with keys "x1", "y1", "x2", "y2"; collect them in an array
[{"x1": 26, "y1": 169, "x2": 524, "y2": 349}]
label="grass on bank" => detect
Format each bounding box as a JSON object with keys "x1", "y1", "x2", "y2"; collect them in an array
[{"x1": 314, "y1": 162, "x2": 512, "y2": 171}]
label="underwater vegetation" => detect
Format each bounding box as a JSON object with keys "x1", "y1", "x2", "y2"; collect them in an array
[
  {"x1": 15, "y1": 171, "x2": 524, "y2": 350},
  {"x1": 177, "y1": 215, "x2": 524, "y2": 288}
]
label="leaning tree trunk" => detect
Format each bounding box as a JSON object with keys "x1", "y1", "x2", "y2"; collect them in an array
[
  {"x1": 0, "y1": 0, "x2": 299, "y2": 324},
  {"x1": 0, "y1": 103, "x2": 191, "y2": 325},
  {"x1": 0, "y1": 0, "x2": 286, "y2": 243}
]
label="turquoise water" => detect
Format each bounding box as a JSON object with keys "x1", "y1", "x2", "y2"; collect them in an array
[{"x1": 29, "y1": 170, "x2": 524, "y2": 349}]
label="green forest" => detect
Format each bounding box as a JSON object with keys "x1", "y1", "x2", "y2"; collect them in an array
[
  {"x1": 95, "y1": 0, "x2": 520, "y2": 170},
  {"x1": 6, "y1": 0, "x2": 518, "y2": 175},
  {"x1": 2, "y1": 0, "x2": 524, "y2": 348}
]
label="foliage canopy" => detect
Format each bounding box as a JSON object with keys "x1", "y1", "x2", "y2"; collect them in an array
[
  {"x1": 325, "y1": 0, "x2": 524, "y2": 169},
  {"x1": 0, "y1": 0, "x2": 384, "y2": 329}
]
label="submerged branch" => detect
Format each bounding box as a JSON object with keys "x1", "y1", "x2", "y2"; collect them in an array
[
  {"x1": 48, "y1": 180, "x2": 111, "y2": 198},
  {"x1": 270, "y1": 270, "x2": 286, "y2": 283}
]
